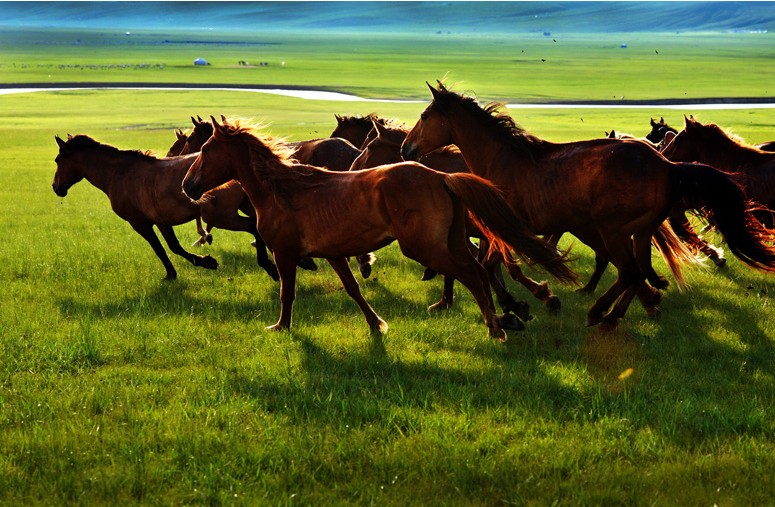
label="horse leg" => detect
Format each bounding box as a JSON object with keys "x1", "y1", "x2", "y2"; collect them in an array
[
  {"x1": 327, "y1": 257, "x2": 388, "y2": 334},
  {"x1": 595, "y1": 234, "x2": 648, "y2": 330},
  {"x1": 268, "y1": 254, "x2": 298, "y2": 331},
  {"x1": 585, "y1": 235, "x2": 639, "y2": 329},
  {"x1": 156, "y1": 224, "x2": 219, "y2": 271},
  {"x1": 355, "y1": 253, "x2": 376, "y2": 278},
  {"x1": 578, "y1": 254, "x2": 609, "y2": 294},
  {"x1": 428, "y1": 275, "x2": 454, "y2": 311},
  {"x1": 129, "y1": 221, "x2": 179, "y2": 280},
  {"x1": 191, "y1": 217, "x2": 212, "y2": 247},
  {"x1": 200, "y1": 204, "x2": 279, "y2": 280},
  {"x1": 632, "y1": 230, "x2": 664, "y2": 318}
]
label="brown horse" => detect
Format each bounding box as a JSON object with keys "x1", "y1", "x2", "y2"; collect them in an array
[
  {"x1": 331, "y1": 113, "x2": 394, "y2": 149},
  {"x1": 603, "y1": 130, "x2": 726, "y2": 269},
  {"x1": 166, "y1": 129, "x2": 189, "y2": 157},
  {"x1": 401, "y1": 82, "x2": 775, "y2": 329},
  {"x1": 351, "y1": 120, "x2": 561, "y2": 317},
  {"x1": 662, "y1": 116, "x2": 775, "y2": 227},
  {"x1": 53, "y1": 135, "x2": 218, "y2": 280},
  {"x1": 182, "y1": 117, "x2": 577, "y2": 340}
]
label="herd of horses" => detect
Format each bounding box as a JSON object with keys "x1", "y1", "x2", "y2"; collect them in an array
[{"x1": 52, "y1": 82, "x2": 775, "y2": 340}]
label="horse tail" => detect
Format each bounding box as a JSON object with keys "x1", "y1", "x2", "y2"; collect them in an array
[
  {"x1": 651, "y1": 220, "x2": 700, "y2": 292},
  {"x1": 441, "y1": 172, "x2": 579, "y2": 285},
  {"x1": 670, "y1": 163, "x2": 775, "y2": 272}
]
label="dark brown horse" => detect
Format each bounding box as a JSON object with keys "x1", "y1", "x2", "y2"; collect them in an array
[
  {"x1": 53, "y1": 135, "x2": 218, "y2": 280},
  {"x1": 401, "y1": 82, "x2": 775, "y2": 329},
  {"x1": 331, "y1": 113, "x2": 394, "y2": 149},
  {"x1": 645, "y1": 117, "x2": 678, "y2": 146},
  {"x1": 52, "y1": 134, "x2": 280, "y2": 280},
  {"x1": 183, "y1": 117, "x2": 577, "y2": 340},
  {"x1": 604, "y1": 130, "x2": 726, "y2": 269},
  {"x1": 166, "y1": 129, "x2": 189, "y2": 157},
  {"x1": 662, "y1": 116, "x2": 775, "y2": 227},
  {"x1": 351, "y1": 120, "x2": 561, "y2": 317}
]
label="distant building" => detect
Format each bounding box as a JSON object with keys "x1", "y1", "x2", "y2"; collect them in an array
[
  {"x1": 620, "y1": 43, "x2": 628, "y2": 48},
  {"x1": 193, "y1": 58, "x2": 208, "y2": 66}
]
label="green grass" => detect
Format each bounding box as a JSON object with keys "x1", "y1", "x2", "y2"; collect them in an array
[
  {"x1": 2, "y1": 28, "x2": 775, "y2": 102},
  {"x1": 1, "y1": 27, "x2": 775, "y2": 505}
]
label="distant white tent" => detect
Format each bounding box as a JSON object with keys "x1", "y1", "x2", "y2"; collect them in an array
[{"x1": 193, "y1": 58, "x2": 208, "y2": 66}]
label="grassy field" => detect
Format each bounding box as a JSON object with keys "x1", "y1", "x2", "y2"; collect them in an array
[
  {"x1": 1, "y1": 26, "x2": 775, "y2": 505},
  {"x1": 2, "y1": 28, "x2": 775, "y2": 102}
]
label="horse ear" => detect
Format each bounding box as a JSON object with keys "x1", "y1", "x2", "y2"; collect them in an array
[
  {"x1": 210, "y1": 115, "x2": 224, "y2": 134},
  {"x1": 335, "y1": 113, "x2": 342, "y2": 123},
  {"x1": 197, "y1": 115, "x2": 204, "y2": 122},
  {"x1": 373, "y1": 120, "x2": 388, "y2": 137},
  {"x1": 67, "y1": 134, "x2": 73, "y2": 140},
  {"x1": 650, "y1": 118, "x2": 658, "y2": 127},
  {"x1": 55, "y1": 135, "x2": 66, "y2": 148},
  {"x1": 191, "y1": 116, "x2": 199, "y2": 127},
  {"x1": 220, "y1": 114, "x2": 227, "y2": 123},
  {"x1": 427, "y1": 81, "x2": 442, "y2": 101}
]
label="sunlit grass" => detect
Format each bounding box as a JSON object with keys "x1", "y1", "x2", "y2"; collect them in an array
[{"x1": 1, "y1": 51, "x2": 774, "y2": 504}]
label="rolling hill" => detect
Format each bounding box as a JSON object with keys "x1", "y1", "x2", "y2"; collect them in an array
[{"x1": 1, "y1": 1, "x2": 774, "y2": 35}]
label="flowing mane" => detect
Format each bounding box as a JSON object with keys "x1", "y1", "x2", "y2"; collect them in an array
[
  {"x1": 337, "y1": 113, "x2": 402, "y2": 130},
  {"x1": 432, "y1": 83, "x2": 545, "y2": 159},
  {"x1": 218, "y1": 119, "x2": 334, "y2": 208},
  {"x1": 60, "y1": 134, "x2": 157, "y2": 161},
  {"x1": 696, "y1": 120, "x2": 765, "y2": 154}
]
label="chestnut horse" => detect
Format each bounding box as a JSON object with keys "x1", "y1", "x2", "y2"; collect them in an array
[
  {"x1": 351, "y1": 120, "x2": 561, "y2": 318},
  {"x1": 182, "y1": 117, "x2": 577, "y2": 340},
  {"x1": 402, "y1": 82, "x2": 775, "y2": 329},
  {"x1": 662, "y1": 116, "x2": 775, "y2": 228}
]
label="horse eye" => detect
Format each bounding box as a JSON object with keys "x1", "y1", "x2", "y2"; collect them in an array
[{"x1": 421, "y1": 113, "x2": 428, "y2": 121}]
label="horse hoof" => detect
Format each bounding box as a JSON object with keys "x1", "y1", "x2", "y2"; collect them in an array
[
  {"x1": 266, "y1": 323, "x2": 289, "y2": 332},
  {"x1": 359, "y1": 263, "x2": 372, "y2": 279},
  {"x1": 199, "y1": 255, "x2": 219, "y2": 270},
  {"x1": 206, "y1": 234, "x2": 213, "y2": 245},
  {"x1": 650, "y1": 276, "x2": 670, "y2": 290},
  {"x1": 428, "y1": 301, "x2": 451, "y2": 312},
  {"x1": 646, "y1": 306, "x2": 661, "y2": 319},
  {"x1": 504, "y1": 301, "x2": 532, "y2": 322},
  {"x1": 714, "y1": 257, "x2": 727, "y2": 268},
  {"x1": 421, "y1": 268, "x2": 437, "y2": 281},
  {"x1": 298, "y1": 258, "x2": 318, "y2": 271},
  {"x1": 489, "y1": 328, "x2": 508, "y2": 343},
  {"x1": 544, "y1": 295, "x2": 561, "y2": 312},
  {"x1": 370, "y1": 319, "x2": 388, "y2": 335},
  {"x1": 498, "y1": 313, "x2": 525, "y2": 331},
  {"x1": 264, "y1": 265, "x2": 280, "y2": 282}
]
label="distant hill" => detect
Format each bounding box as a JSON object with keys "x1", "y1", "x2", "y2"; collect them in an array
[{"x1": 2, "y1": 1, "x2": 774, "y2": 34}]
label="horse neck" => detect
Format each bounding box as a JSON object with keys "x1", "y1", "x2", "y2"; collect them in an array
[
  {"x1": 75, "y1": 149, "x2": 137, "y2": 193},
  {"x1": 699, "y1": 137, "x2": 764, "y2": 170},
  {"x1": 231, "y1": 139, "x2": 284, "y2": 211},
  {"x1": 446, "y1": 110, "x2": 533, "y2": 182}
]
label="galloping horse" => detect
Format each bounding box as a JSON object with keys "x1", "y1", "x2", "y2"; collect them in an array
[
  {"x1": 182, "y1": 117, "x2": 577, "y2": 340},
  {"x1": 53, "y1": 135, "x2": 218, "y2": 280},
  {"x1": 401, "y1": 82, "x2": 775, "y2": 329},
  {"x1": 662, "y1": 116, "x2": 775, "y2": 228},
  {"x1": 351, "y1": 120, "x2": 562, "y2": 317}
]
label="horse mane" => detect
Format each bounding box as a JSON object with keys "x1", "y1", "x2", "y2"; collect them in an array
[
  {"x1": 218, "y1": 119, "x2": 331, "y2": 208},
  {"x1": 339, "y1": 113, "x2": 402, "y2": 128},
  {"x1": 698, "y1": 121, "x2": 760, "y2": 152},
  {"x1": 432, "y1": 83, "x2": 545, "y2": 159},
  {"x1": 61, "y1": 135, "x2": 156, "y2": 160}
]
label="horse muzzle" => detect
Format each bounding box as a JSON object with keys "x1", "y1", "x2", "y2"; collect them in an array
[
  {"x1": 401, "y1": 142, "x2": 420, "y2": 162},
  {"x1": 182, "y1": 177, "x2": 204, "y2": 201},
  {"x1": 52, "y1": 182, "x2": 68, "y2": 197}
]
